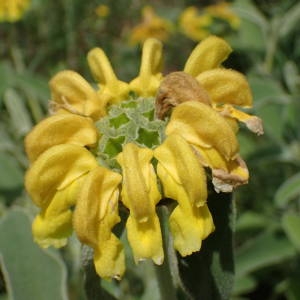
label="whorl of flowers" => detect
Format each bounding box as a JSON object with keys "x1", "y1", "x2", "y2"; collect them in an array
[{"x1": 25, "y1": 36, "x2": 263, "y2": 280}]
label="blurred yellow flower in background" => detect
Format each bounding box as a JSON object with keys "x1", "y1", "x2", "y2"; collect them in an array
[
  {"x1": 206, "y1": 1, "x2": 240, "y2": 29},
  {"x1": 25, "y1": 35, "x2": 262, "y2": 280},
  {"x1": 95, "y1": 4, "x2": 110, "y2": 18},
  {"x1": 179, "y1": 6, "x2": 213, "y2": 41},
  {"x1": 179, "y1": 2, "x2": 240, "y2": 41},
  {"x1": 0, "y1": 0, "x2": 31, "y2": 22},
  {"x1": 129, "y1": 6, "x2": 173, "y2": 45}
]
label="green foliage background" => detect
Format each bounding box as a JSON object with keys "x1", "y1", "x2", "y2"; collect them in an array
[{"x1": 0, "y1": 0, "x2": 300, "y2": 299}]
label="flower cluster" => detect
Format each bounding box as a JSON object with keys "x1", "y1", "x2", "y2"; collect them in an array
[
  {"x1": 129, "y1": 2, "x2": 240, "y2": 44},
  {"x1": 179, "y1": 3, "x2": 240, "y2": 41},
  {"x1": 129, "y1": 6, "x2": 173, "y2": 45},
  {"x1": 25, "y1": 36, "x2": 263, "y2": 280},
  {"x1": 0, "y1": 0, "x2": 31, "y2": 22}
]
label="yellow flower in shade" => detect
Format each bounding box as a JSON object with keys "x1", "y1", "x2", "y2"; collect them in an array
[
  {"x1": 95, "y1": 4, "x2": 110, "y2": 18},
  {"x1": 129, "y1": 6, "x2": 173, "y2": 45},
  {"x1": 25, "y1": 35, "x2": 263, "y2": 280},
  {"x1": 179, "y1": 6, "x2": 212, "y2": 41},
  {"x1": 0, "y1": 0, "x2": 31, "y2": 22},
  {"x1": 205, "y1": 1, "x2": 240, "y2": 29},
  {"x1": 179, "y1": 2, "x2": 240, "y2": 41}
]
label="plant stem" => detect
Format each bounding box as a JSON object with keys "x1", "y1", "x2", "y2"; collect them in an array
[
  {"x1": 155, "y1": 206, "x2": 178, "y2": 300},
  {"x1": 82, "y1": 246, "x2": 116, "y2": 300}
]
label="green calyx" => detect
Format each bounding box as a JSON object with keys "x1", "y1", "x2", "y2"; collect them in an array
[{"x1": 95, "y1": 96, "x2": 167, "y2": 170}]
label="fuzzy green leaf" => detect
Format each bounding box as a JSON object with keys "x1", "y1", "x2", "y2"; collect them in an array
[
  {"x1": 275, "y1": 172, "x2": 300, "y2": 208},
  {"x1": 282, "y1": 213, "x2": 300, "y2": 252},
  {"x1": 0, "y1": 209, "x2": 68, "y2": 300},
  {"x1": 235, "y1": 230, "x2": 297, "y2": 277}
]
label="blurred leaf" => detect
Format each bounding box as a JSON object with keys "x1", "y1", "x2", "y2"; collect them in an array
[
  {"x1": 233, "y1": 275, "x2": 257, "y2": 295},
  {"x1": 282, "y1": 213, "x2": 300, "y2": 252},
  {"x1": 286, "y1": 277, "x2": 300, "y2": 300},
  {"x1": 16, "y1": 73, "x2": 49, "y2": 107},
  {"x1": 0, "y1": 209, "x2": 68, "y2": 300},
  {"x1": 283, "y1": 61, "x2": 300, "y2": 94},
  {"x1": 249, "y1": 75, "x2": 284, "y2": 100},
  {"x1": 0, "y1": 62, "x2": 16, "y2": 104},
  {"x1": 279, "y1": 2, "x2": 300, "y2": 38},
  {"x1": 3, "y1": 89, "x2": 33, "y2": 137},
  {"x1": 236, "y1": 211, "x2": 268, "y2": 232},
  {"x1": 236, "y1": 230, "x2": 297, "y2": 276},
  {"x1": 177, "y1": 192, "x2": 234, "y2": 300},
  {"x1": 274, "y1": 172, "x2": 300, "y2": 208},
  {"x1": 0, "y1": 152, "x2": 23, "y2": 191},
  {"x1": 232, "y1": 0, "x2": 267, "y2": 51}
]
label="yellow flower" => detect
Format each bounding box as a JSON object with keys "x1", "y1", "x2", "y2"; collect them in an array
[
  {"x1": 0, "y1": 0, "x2": 31, "y2": 22},
  {"x1": 129, "y1": 6, "x2": 173, "y2": 45},
  {"x1": 179, "y1": 2, "x2": 240, "y2": 41},
  {"x1": 95, "y1": 4, "x2": 110, "y2": 18},
  {"x1": 25, "y1": 35, "x2": 263, "y2": 280},
  {"x1": 179, "y1": 6, "x2": 212, "y2": 41},
  {"x1": 205, "y1": 1, "x2": 240, "y2": 29}
]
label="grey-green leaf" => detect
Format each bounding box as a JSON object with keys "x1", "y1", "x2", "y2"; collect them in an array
[
  {"x1": 0, "y1": 209, "x2": 68, "y2": 300},
  {"x1": 275, "y1": 172, "x2": 300, "y2": 208},
  {"x1": 3, "y1": 89, "x2": 33, "y2": 137},
  {"x1": 282, "y1": 213, "x2": 300, "y2": 252},
  {"x1": 235, "y1": 230, "x2": 297, "y2": 277}
]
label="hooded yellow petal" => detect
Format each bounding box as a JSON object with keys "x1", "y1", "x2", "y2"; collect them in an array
[
  {"x1": 165, "y1": 101, "x2": 239, "y2": 160},
  {"x1": 156, "y1": 163, "x2": 214, "y2": 256},
  {"x1": 25, "y1": 114, "x2": 98, "y2": 163},
  {"x1": 49, "y1": 70, "x2": 105, "y2": 120},
  {"x1": 220, "y1": 105, "x2": 264, "y2": 135},
  {"x1": 183, "y1": 35, "x2": 232, "y2": 77},
  {"x1": 73, "y1": 166, "x2": 125, "y2": 280},
  {"x1": 196, "y1": 69, "x2": 253, "y2": 107},
  {"x1": 25, "y1": 144, "x2": 98, "y2": 208},
  {"x1": 129, "y1": 38, "x2": 163, "y2": 97},
  {"x1": 87, "y1": 48, "x2": 130, "y2": 105},
  {"x1": 32, "y1": 175, "x2": 84, "y2": 248},
  {"x1": 154, "y1": 134, "x2": 207, "y2": 207},
  {"x1": 117, "y1": 143, "x2": 163, "y2": 264}
]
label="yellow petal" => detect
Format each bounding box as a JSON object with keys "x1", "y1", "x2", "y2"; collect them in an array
[
  {"x1": 156, "y1": 163, "x2": 214, "y2": 256},
  {"x1": 25, "y1": 114, "x2": 98, "y2": 163},
  {"x1": 154, "y1": 134, "x2": 207, "y2": 207},
  {"x1": 117, "y1": 143, "x2": 161, "y2": 221},
  {"x1": 25, "y1": 144, "x2": 98, "y2": 208},
  {"x1": 117, "y1": 143, "x2": 163, "y2": 264},
  {"x1": 165, "y1": 101, "x2": 239, "y2": 160},
  {"x1": 183, "y1": 35, "x2": 232, "y2": 77},
  {"x1": 73, "y1": 166, "x2": 125, "y2": 280},
  {"x1": 220, "y1": 105, "x2": 264, "y2": 135},
  {"x1": 49, "y1": 70, "x2": 105, "y2": 120},
  {"x1": 126, "y1": 214, "x2": 164, "y2": 265},
  {"x1": 129, "y1": 38, "x2": 163, "y2": 97},
  {"x1": 32, "y1": 176, "x2": 84, "y2": 248},
  {"x1": 87, "y1": 48, "x2": 130, "y2": 105},
  {"x1": 196, "y1": 69, "x2": 253, "y2": 107}
]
